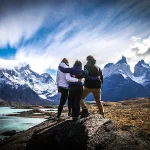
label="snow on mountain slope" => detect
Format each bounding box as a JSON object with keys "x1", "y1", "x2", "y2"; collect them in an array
[
  {"x1": 131, "y1": 75, "x2": 146, "y2": 85},
  {"x1": 103, "y1": 56, "x2": 132, "y2": 78},
  {"x1": 134, "y1": 60, "x2": 150, "y2": 77},
  {"x1": 132, "y1": 60, "x2": 150, "y2": 85},
  {"x1": 102, "y1": 56, "x2": 150, "y2": 86},
  {"x1": 0, "y1": 64, "x2": 57, "y2": 101},
  {"x1": 0, "y1": 57, "x2": 149, "y2": 104},
  {"x1": 97, "y1": 56, "x2": 150, "y2": 102}
]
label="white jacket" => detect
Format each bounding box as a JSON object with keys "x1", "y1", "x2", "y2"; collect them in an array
[{"x1": 56, "y1": 62, "x2": 78, "y2": 88}]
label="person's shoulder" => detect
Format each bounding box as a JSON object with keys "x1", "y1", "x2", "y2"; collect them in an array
[
  {"x1": 84, "y1": 64, "x2": 88, "y2": 68},
  {"x1": 94, "y1": 64, "x2": 101, "y2": 70},
  {"x1": 94, "y1": 64, "x2": 100, "y2": 68},
  {"x1": 59, "y1": 62, "x2": 69, "y2": 68}
]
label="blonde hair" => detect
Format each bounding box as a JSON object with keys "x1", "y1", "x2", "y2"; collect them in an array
[{"x1": 61, "y1": 58, "x2": 69, "y2": 64}]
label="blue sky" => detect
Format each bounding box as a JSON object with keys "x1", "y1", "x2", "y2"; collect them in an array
[{"x1": 0, "y1": 0, "x2": 150, "y2": 76}]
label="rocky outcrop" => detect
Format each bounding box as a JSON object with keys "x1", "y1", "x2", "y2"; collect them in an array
[{"x1": 26, "y1": 115, "x2": 150, "y2": 150}]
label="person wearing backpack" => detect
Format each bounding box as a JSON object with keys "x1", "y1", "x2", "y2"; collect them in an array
[{"x1": 80, "y1": 55, "x2": 104, "y2": 118}]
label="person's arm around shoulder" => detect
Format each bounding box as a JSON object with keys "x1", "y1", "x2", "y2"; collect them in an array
[
  {"x1": 66, "y1": 73, "x2": 81, "y2": 82},
  {"x1": 59, "y1": 66, "x2": 72, "y2": 73}
]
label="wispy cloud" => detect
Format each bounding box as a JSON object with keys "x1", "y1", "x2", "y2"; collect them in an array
[
  {"x1": 0, "y1": 1, "x2": 50, "y2": 48},
  {"x1": 0, "y1": 0, "x2": 150, "y2": 74}
]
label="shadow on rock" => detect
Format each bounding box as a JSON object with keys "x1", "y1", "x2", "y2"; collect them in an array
[
  {"x1": 25, "y1": 114, "x2": 150, "y2": 150},
  {"x1": 26, "y1": 119, "x2": 89, "y2": 150}
]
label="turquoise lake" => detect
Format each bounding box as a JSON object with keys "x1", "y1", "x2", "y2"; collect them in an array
[{"x1": 0, "y1": 107, "x2": 47, "y2": 139}]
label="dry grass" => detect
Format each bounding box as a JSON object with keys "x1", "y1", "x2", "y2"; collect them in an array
[{"x1": 86, "y1": 98, "x2": 150, "y2": 134}]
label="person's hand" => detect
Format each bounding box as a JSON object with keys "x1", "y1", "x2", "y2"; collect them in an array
[
  {"x1": 98, "y1": 76, "x2": 100, "y2": 80},
  {"x1": 78, "y1": 79, "x2": 82, "y2": 82}
]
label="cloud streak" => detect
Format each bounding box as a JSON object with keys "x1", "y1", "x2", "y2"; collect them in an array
[
  {"x1": 0, "y1": 1, "x2": 50, "y2": 48},
  {"x1": 0, "y1": 0, "x2": 150, "y2": 74}
]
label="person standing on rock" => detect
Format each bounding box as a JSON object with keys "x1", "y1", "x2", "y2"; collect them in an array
[
  {"x1": 65, "y1": 60, "x2": 84, "y2": 120},
  {"x1": 59, "y1": 60, "x2": 101, "y2": 119},
  {"x1": 56, "y1": 58, "x2": 80, "y2": 120},
  {"x1": 59, "y1": 60, "x2": 84, "y2": 120},
  {"x1": 80, "y1": 55, "x2": 104, "y2": 118}
]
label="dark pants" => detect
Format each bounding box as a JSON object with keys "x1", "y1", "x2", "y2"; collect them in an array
[
  {"x1": 69, "y1": 85, "x2": 83, "y2": 118},
  {"x1": 57, "y1": 87, "x2": 71, "y2": 117}
]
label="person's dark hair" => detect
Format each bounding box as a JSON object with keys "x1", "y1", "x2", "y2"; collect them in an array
[
  {"x1": 73, "y1": 60, "x2": 82, "y2": 67},
  {"x1": 61, "y1": 58, "x2": 69, "y2": 65},
  {"x1": 86, "y1": 55, "x2": 96, "y2": 65}
]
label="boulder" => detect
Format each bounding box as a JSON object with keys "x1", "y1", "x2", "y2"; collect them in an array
[{"x1": 26, "y1": 114, "x2": 150, "y2": 150}]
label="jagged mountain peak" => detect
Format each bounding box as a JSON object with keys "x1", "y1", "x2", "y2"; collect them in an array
[
  {"x1": 116, "y1": 56, "x2": 127, "y2": 64},
  {"x1": 104, "y1": 63, "x2": 114, "y2": 68},
  {"x1": 134, "y1": 59, "x2": 150, "y2": 77},
  {"x1": 135, "y1": 60, "x2": 149, "y2": 68},
  {"x1": 103, "y1": 56, "x2": 132, "y2": 77},
  {"x1": 139, "y1": 59, "x2": 145, "y2": 64},
  {"x1": 14, "y1": 63, "x2": 31, "y2": 70}
]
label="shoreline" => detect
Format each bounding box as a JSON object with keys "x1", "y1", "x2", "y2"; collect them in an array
[{"x1": 0, "y1": 106, "x2": 60, "y2": 140}]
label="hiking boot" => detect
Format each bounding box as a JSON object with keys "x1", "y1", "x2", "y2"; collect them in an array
[
  {"x1": 54, "y1": 116, "x2": 60, "y2": 121},
  {"x1": 72, "y1": 116, "x2": 80, "y2": 121},
  {"x1": 53, "y1": 114, "x2": 60, "y2": 121},
  {"x1": 80, "y1": 109, "x2": 90, "y2": 118}
]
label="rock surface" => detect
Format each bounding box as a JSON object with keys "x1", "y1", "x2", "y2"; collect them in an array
[{"x1": 26, "y1": 115, "x2": 149, "y2": 150}]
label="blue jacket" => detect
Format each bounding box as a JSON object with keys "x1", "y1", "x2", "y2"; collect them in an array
[{"x1": 69, "y1": 66, "x2": 83, "y2": 87}]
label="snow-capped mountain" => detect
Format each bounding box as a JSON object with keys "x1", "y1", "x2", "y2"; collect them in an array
[
  {"x1": 133, "y1": 60, "x2": 150, "y2": 85},
  {"x1": 0, "y1": 57, "x2": 149, "y2": 104},
  {"x1": 100, "y1": 56, "x2": 150, "y2": 101},
  {"x1": 0, "y1": 64, "x2": 58, "y2": 105},
  {"x1": 103, "y1": 56, "x2": 132, "y2": 78},
  {"x1": 134, "y1": 60, "x2": 150, "y2": 77},
  {"x1": 86, "y1": 56, "x2": 150, "y2": 102}
]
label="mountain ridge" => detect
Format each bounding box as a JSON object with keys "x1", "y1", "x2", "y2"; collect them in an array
[
  {"x1": 0, "y1": 64, "x2": 59, "y2": 105},
  {"x1": 0, "y1": 57, "x2": 150, "y2": 104},
  {"x1": 86, "y1": 56, "x2": 150, "y2": 102}
]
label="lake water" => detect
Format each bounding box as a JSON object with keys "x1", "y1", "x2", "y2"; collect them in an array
[
  {"x1": 0, "y1": 107, "x2": 47, "y2": 139},
  {"x1": 0, "y1": 107, "x2": 32, "y2": 115}
]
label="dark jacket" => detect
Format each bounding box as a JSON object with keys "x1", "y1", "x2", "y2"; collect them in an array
[{"x1": 84, "y1": 62, "x2": 103, "y2": 88}]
